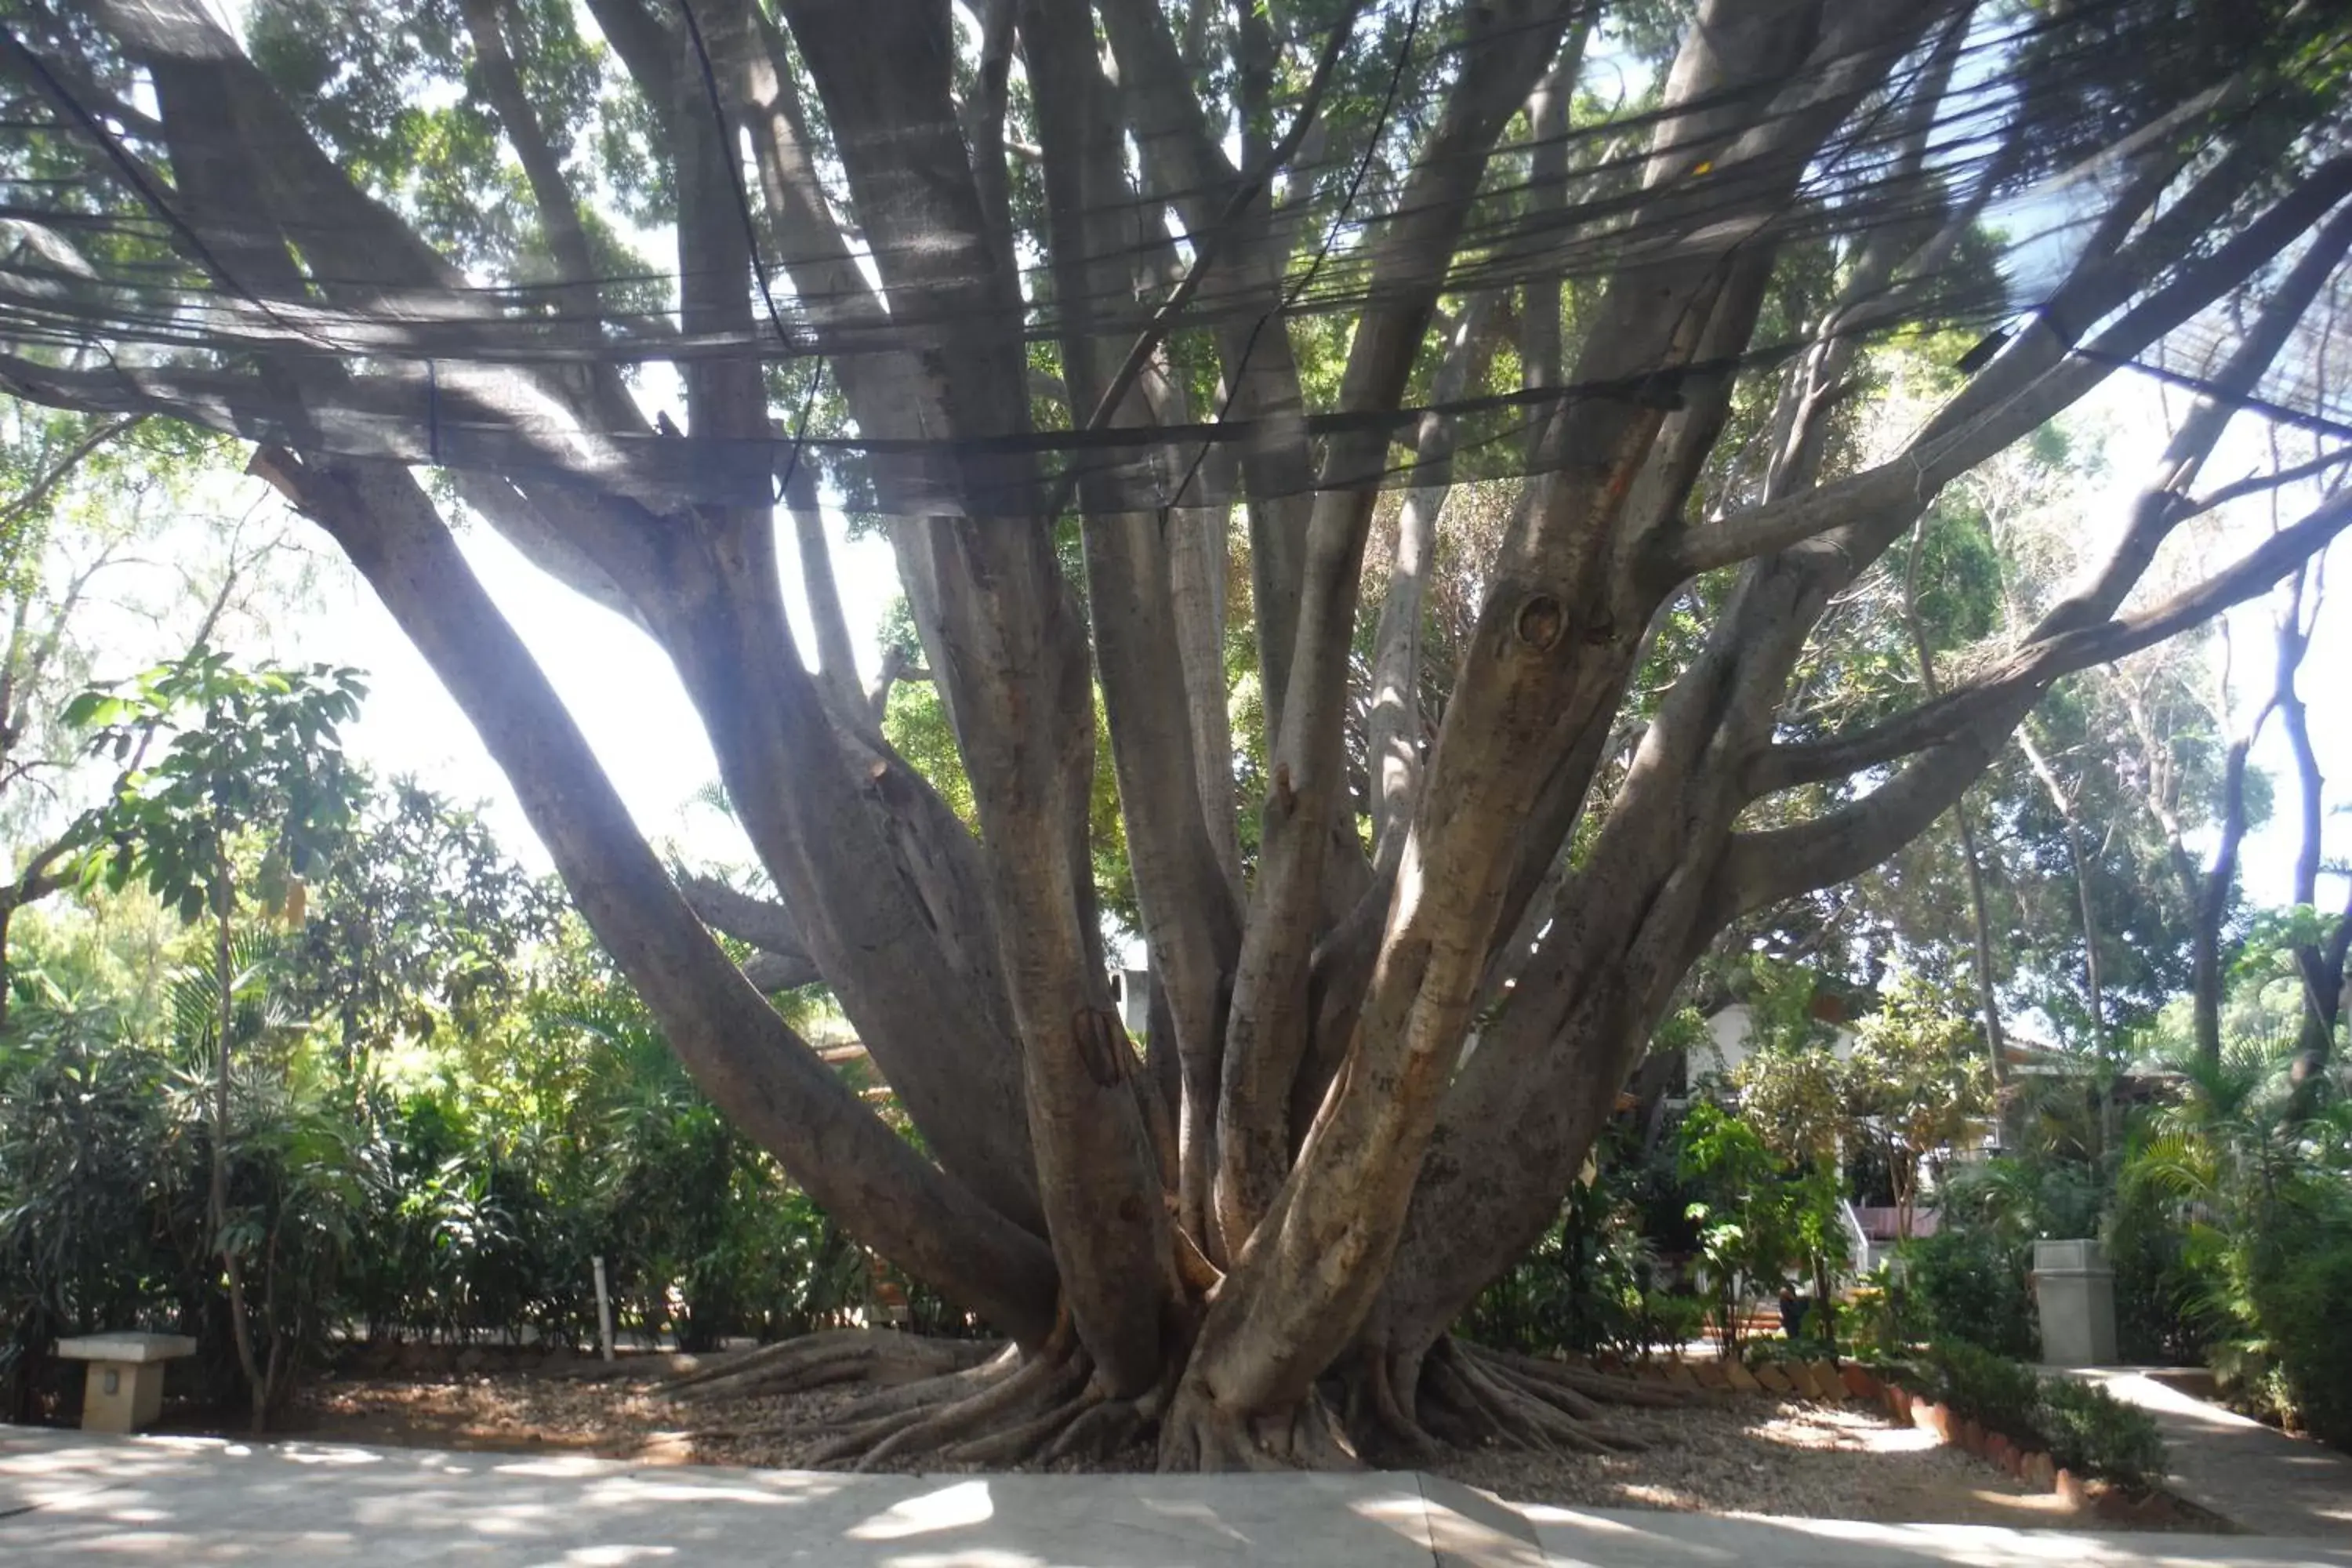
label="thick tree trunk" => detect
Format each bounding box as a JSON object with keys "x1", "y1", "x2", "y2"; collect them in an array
[{"x1": 34, "y1": 0, "x2": 2352, "y2": 1475}]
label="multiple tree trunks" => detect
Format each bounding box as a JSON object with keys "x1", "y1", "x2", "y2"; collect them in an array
[{"x1": 13, "y1": 0, "x2": 2352, "y2": 1468}]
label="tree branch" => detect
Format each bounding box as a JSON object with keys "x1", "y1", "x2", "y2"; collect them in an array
[
  {"x1": 1748, "y1": 495, "x2": 2352, "y2": 797},
  {"x1": 459, "y1": 0, "x2": 602, "y2": 328},
  {"x1": 1722, "y1": 492, "x2": 2352, "y2": 920},
  {"x1": 1672, "y1": 152, "x2": 2352, "y2": 581},
  {"x1": 257, "y1": 445, "x2": 1060, "y2": 1341},
  {"x1": 2, "y1": 414, "x2": 142, "y2": 528}
]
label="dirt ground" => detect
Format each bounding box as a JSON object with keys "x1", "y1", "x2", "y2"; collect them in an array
[{"x1": 127, "y1": 1349, "x2": 2223, "y2": 1534}]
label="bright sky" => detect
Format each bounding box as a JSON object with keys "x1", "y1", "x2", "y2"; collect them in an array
[
  {"x1": 2072, "y1": 376, "x2": 2351, "y2": 912},
  {"x1": 280, "y1": 496, "x2": 898, "y2": 879}
]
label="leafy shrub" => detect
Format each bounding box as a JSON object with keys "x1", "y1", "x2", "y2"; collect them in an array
[
  {"x1": 2250, "y1": 1228, "x2": 2352, "y2": 1450},
  {"x1": 2108, "y1": 1174, "x2": 2221, "y2": 1365},
  {"x1": 1844, "y1": 1265, "x2": 1915, "y2": 1362},
  {"x1": 2037, "y1": 1375, "x2": 2167, "y2": 1489},
  {"x1": 1922, "y1": 1338, "x2": 2042, "y2": 1432},
  {"x1": 1741, "y1": 1332, "x2": 1836, "y2": 1365},
  {"x1": 0, "y1": 996, "x2": 183, "y2": 1415},
  {"x1": 1464, "y1": 1123, "x2": 1711, "y2": 1361},
  {"x1": 1918, "y1": 1338, "x2": 2167, "y2": 1490},
  {"x1": 1902, "y1": 1226, "x2": 2037, "y2": 1358}
]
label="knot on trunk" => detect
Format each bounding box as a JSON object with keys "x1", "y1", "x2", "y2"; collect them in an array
[{"x1": 1513, "y1": 593, "x2": 1566, "y2": 651}]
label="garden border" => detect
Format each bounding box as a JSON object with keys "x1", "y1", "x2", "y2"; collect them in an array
[{"x1": 1540, "y1": 1349, "x2": 2200, "y2": 1527}]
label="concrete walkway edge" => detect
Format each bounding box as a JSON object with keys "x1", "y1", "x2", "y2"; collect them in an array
[
  {"x1": 2059, "y1": 1368, "x2": 2352, "y2": 1544},
  {"x1": 5, "y1": 1425, "x2": 2350, "y2": 1566}
]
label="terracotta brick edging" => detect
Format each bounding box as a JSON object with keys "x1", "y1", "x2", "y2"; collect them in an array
[
  {"x1": 1858, "y1": 1366, "x2": 2086, "y2": 1514},
  {"x1": 1585, "y1": 1349, "x2": 2173, "y2": 1524},
  {"x1": 1700, "y1": 1353, "x2": 2093, "y2": 1515}
]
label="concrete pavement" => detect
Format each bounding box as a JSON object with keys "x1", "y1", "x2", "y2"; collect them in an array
[
  {"x1": 6, "y1": 1426, "x2": 2350, "y2": 1566},
  {"x1": 2063, "y1": 1370, "x2": 2352, "y2": 1544}
]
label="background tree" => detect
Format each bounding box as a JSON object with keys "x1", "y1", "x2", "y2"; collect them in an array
[
  {"x1": 281, "y1": 778, "x2": 558, "y2": 1069},
  {"x1": 1847, "y1": 975, "x2": 1993, "y2": 1241},
  {"x1": 0, "y1": 409, "x2": 314, "y2": 1015},
  {"x1": 70, "y1": 650, "x2": 366, "y2": 1427},
  {"x1": 2, "y1": 0, "x2": 2350, "y2": 1467}
]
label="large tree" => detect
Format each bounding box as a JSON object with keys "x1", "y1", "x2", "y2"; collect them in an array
[{"x1": 4, "y1": 0, "x2": 2350, "y2": 1467}]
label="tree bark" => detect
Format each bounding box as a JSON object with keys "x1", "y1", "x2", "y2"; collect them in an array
[
  {"x1": 27, "y1": 0, "x2": 2352, "y2": 1472},
  {"x1": 2270, "y1": 571, "x2": 2341, "y2": 1074}
]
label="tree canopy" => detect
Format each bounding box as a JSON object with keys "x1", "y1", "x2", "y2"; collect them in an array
[{"x1": 2, "y1": 0, "x2": 2349, "y2": 1468}]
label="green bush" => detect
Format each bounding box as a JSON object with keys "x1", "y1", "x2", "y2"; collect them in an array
[
  {"x1": 1465, "y1": 1134, "x2": 1680, "y2": 1360},
  {"x1": 0, "y1": 1000, "x2": 186, "y2": 1415},
  {"x1": 1903, "y1": 1226, "x2": 2037, "y2": 1358},
  {"x1": 2251, "y1": 1228, "x2": 2352, "y2": 1450},
  {"x1": 2108, "y1": 1175, "x2": 2222, "y2": 1366},
  {"x1": 2037, "y1": 1375, "x2": 2167, "y2": 1490},
  {"x1": 1918, "y1": 1338, "x2": 2167, "y2": 1490},
  {"x1": 1922, "y1": 1338, "x2": 2043, "y2": 1433}
]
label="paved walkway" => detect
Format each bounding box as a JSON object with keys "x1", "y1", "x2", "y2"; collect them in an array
[
  {"x1": 2064, "y1": 1370, "x2": 2352, "y2": 1544},
  {"x1": 7, "y1": 1427, "x2": 2350, "y2": 1566}
]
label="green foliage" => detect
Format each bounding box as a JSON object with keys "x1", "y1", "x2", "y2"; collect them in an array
[
  {"x1": 1900, "y1": 1226, "x2": 2038, "y2": 1359},
  {"x1": 2115, "y1": 1035, "x2": 2351, "y2": 1396},
  {"x1": 1677, "y1": 1099, "x2": 1798, "y2": 1348},
  {"x1": 245, "y1": 0, "x2": 621, "y2": 285},
  {"x1": 1731, "y1": 1040, "x2": 1848, "y2": 1167},
  {"x1": 1918, "y1": 1339, "x2": 2166, "y2": 1490},
  {"x1": 1900, "y1": 1148, "x2": 2114, "y2": 1365},
  {"x1": 2034, "y1": 1376, "x2": 2168, "y2": 1490},
  {"x1": 2249, "y1": 1226, "x2": 2352, "y2": 1449},
  {"x1": 0, "y1": 964, "x2": 368, "y2": 1413},
  {"x1": 67, "y1": 650, "x2": 368, "y2": 923},
  {"x1": 281, "y1": 779, "x2": 559, "y2": 1063},
  {"x1": 0, "y1": 987, "x2": 180, "y2": 1405},
  {"x1": 1848, "y1": 975, "x2": 1993, "y2": 1221},
  {"x1": 1464, "y1": 1131, "x2": 1701, "y2": 1362},
  {"x1": 2, "y1": 726, "x2": 975, "y2": 1422},
  {"x1": 1920, "y1": 1337, "x2": 2042, "y2": 1429},
  {"x1": 2108, "y1": 1170, "x2": 2221, "y2": 1366}
]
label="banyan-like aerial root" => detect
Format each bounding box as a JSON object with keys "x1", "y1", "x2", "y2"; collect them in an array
[
  {"x1": 659, "y1": 1327, "x2": 1004, "y2": 1404},
  {"x1": 666, "y1": 1329, "x2": 1689, "y2": 1471},
  {"x1": 1413, "y1": 1341, "x2": 1683, "y2": 1457},
  {"x1": 1157, "y1": 1381, "x2": 1362, "y2": 1473},
  {"x1": 762, "y1": 1319, "x2": 1161, "y2": 1472}
]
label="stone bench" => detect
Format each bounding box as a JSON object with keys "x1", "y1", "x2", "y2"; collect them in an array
[{"x1": 54, "y1": 1333, "x2": 198, "y2": 1434}]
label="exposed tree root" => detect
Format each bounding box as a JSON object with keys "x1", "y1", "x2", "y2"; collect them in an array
[
  {"x1": 1159, "y1": 1379, "x2": 1362, "y2": 1472},
  {"x1": 671, "y1": 1330, "x2": 1679, "y2": 1471},
  {"x1": 662, "y1": 1329, "x2": 1000, "y2": 1403},
  {"x1": 936, "y1": 1388, "x2": 1103, "y2": 1465},
  {"x1": 1157, "y1": 1390, "x2": 1290, "y2": 1472},
  {"x1": 1043, "y1": 1393, "x2": 1149, "y2": 1464},
  {"x1": 822, "y1": 1344, "x2": 1024, "y2": 1425},
  {"x1": 1470, "y1": 1343, "x2": 1695, "y2": 1409},
  {"x1": 851, "y1": 1341, "x2": 1094, "y2": 1470},
  {"x1": 1414, "y1": 1341, "x2": 1653, "y2": 1456},
  {"x1": 1354, "y1": 1346, "x2": 1444, "y2": 1465}
]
